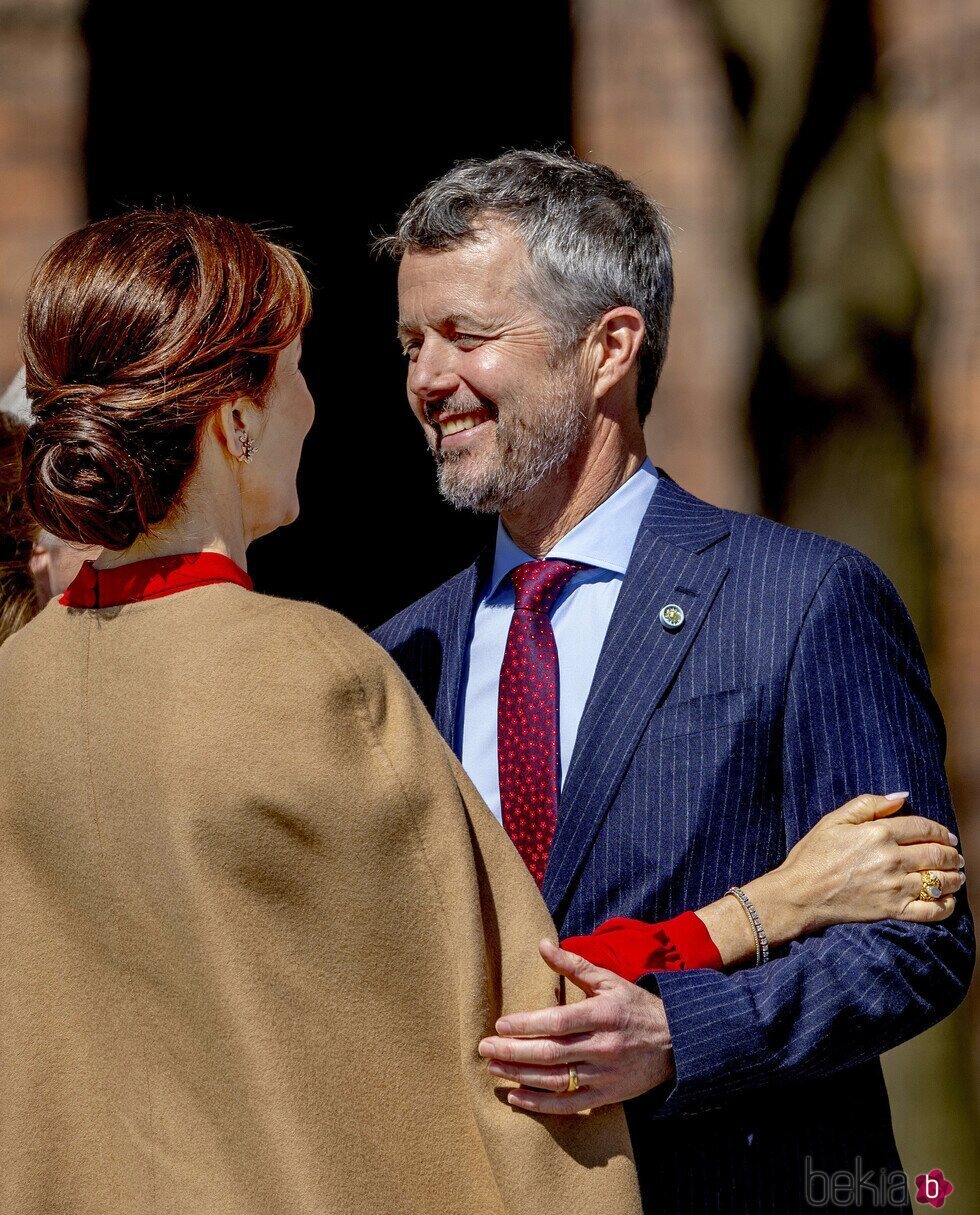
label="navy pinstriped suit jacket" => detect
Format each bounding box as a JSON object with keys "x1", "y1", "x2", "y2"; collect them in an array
[{"x1": 373, "y1": 469, "x2": 975, "y2": 1214}]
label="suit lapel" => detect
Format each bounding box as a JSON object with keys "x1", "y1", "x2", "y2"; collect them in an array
[
  {"x1": 542, "y1": 471, "x2": 732, "y2": 921},
  {"x1": 432, "y1": 550, "x2": 490, "y2": 748}
]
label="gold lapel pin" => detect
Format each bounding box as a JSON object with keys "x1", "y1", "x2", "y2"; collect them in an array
[{"x1": 659, "y1": 603, "x2": 685, "y2": 631}]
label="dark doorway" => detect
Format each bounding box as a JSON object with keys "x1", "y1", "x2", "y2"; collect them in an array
[{"x1": 82, "y1": 0, "x2": 573, "y2": 628}]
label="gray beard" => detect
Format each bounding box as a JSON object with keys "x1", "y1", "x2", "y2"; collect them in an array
[{"x1": 433, "y1": 374, "x2": 589, "y2": 515}]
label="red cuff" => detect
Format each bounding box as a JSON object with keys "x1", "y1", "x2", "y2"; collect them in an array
[
  {"x1": 661, "y1": 910, "x2": 724, "y2": 971},
  {"x1": 560, "y1": 910, "x2": 723, "y2": 982}
]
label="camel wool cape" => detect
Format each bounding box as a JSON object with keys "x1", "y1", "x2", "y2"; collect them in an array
[{"x1": 0, "y1": 584, "x2": 642, "y2": 1215}]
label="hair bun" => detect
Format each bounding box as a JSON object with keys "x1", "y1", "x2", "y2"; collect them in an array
[{"x1": 22, "y1": 387, "x2": 165, "y2": 550}]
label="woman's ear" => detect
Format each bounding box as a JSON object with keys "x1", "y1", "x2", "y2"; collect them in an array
[{"x1": 213, "y1": 398, "x2": 255, "y2": 463}]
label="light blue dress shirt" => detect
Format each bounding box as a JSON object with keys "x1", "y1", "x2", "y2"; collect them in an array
[{"x1": 457, "y1": 459, "x2": 659, "y2": 823}]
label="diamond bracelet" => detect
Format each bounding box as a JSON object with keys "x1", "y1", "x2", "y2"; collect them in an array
[{"x1": 725, "y1": 886, "x2": 770, "y2": 966}]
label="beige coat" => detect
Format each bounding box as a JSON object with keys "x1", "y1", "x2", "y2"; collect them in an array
[{"x1": 0, "y1": 585, "x2": 641, "y2": 1215}]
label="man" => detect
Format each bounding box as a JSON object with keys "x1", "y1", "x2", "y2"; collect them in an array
[{"x1": 372, "y1": 151, "x2": 974, "y2": 1214}]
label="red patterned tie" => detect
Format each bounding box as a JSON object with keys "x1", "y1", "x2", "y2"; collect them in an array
[{"x1": 497, "y1": 559, "x2": 586, "y2": 888}]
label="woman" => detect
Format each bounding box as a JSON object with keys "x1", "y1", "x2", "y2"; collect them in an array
[
  {"x1": 1, "y1": 378, "x2": 100, "y2": 635},
  {"x1": 0, "y1": 211, "x2": 963, "y2": 1215},
  {"x1": 0, "y1": 410, "x2": 40, "y2": 643}
]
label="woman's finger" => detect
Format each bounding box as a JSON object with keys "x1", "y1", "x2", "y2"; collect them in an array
[
  {"x1": 884, "y1": 815, "x2": 959, "y2": 846},
  {"x1": 898, "y1": 843, "x2": 963, "y2": 874},
  {"x1": 902, "y1": 869, "x2": 965, "y2": 901},
  {"x1": 899, "y1": 894, "x2": 957, "y2": 923},
  {"x1": 487, "y1": 1059, "x2": 601, "y2": 1093},
  {"x1": 828, "y1": 792, "x2": 907, "y2": 825}
]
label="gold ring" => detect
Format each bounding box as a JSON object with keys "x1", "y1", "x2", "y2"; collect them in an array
[
  {"x1": 918, "y1": 871, "x2": 943, "y2": 902},
  {"x1": 565, "y1": 1063, "x2": 580, "y2": 1093}
]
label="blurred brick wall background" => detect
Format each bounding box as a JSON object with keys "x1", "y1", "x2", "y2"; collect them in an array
[
  {"x1": 575, "y1": 0, "x2": 979, "y2": 1203},
  {"x1": 0, "y1": 0, "x2": 85, "y2": 390}
]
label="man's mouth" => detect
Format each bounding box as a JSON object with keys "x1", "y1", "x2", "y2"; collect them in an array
[{"x1": 431, "y1": 404, "x2": 496, "y2": 448}]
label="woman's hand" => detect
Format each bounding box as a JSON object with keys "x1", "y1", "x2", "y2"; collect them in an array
[
  {"x1": 756, "y1": 793, "x2": 965, "y2": 938},
  {"x1": 554, "y1": 793, "x2": 966, "y2": 976}
]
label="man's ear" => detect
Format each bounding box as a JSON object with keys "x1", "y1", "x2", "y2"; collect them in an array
[{"x1": 590, "y1": 307, "x2": 645, "y2": 399}]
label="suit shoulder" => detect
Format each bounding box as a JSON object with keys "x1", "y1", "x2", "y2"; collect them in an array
[
  {"x1": 372, "y1": 561, "x2": 477, "y2": 650},
  {"x1": 719, "y1": 507, "x2": 887, "y2": 596}
]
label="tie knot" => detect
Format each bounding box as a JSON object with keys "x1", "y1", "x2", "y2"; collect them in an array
[{"x1": 510, "y1": 559, "x2": 586, "y2": 615}]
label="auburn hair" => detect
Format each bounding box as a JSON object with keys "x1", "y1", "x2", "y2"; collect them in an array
[
  {"x1": 0, "y1": 411, "x2": 40, "y2": 644},
  {"x1": 21, "y1": 209, "x2": 312, "y2": 550}
]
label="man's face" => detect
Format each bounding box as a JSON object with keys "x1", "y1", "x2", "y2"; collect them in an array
[{"x1": 397, "y1": 222, "x2": 591, "y2": 513}]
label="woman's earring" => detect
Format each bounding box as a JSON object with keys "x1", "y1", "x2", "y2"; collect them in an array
[{"x1": 237, "y1": 432, "x2": 255, "y2": 463}]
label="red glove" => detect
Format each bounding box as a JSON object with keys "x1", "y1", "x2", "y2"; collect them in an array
[{"x1": 560, "y1": 909, "x2": 723, "y2": 982}]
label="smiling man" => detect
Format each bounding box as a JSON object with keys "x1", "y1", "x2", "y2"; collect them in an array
[
  {"x1": 372, "y1": 151, "x2": 974, "y2": 1215},
  {"x1": 394, "y1": 226, "x2": 598, "y2": 522}
]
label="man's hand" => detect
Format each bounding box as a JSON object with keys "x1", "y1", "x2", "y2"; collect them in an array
[{"x1": 477, "y1": 938, "x2": 675, "y2": 1114}]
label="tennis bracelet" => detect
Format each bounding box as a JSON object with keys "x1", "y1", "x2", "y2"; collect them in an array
[{"x1": 725, "y1": 885, "x2": 770, "y2": 966}]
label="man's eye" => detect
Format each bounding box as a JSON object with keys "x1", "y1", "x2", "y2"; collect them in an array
[
  {"x1": 401, "y1": 341, "x2": 421, "y2": 359},
  {"x1": 455, "y1": 333, "x2": 485, "y2": 347}
]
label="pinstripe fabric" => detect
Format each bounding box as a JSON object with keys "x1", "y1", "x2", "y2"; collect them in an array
[{"x1": 373, "y1": 469, "x2": 975, "y2": 1215}]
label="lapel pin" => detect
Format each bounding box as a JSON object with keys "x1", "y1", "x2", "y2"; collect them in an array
[{"x1": 659, "y1": 603, "x2": 685, "y2": 631}]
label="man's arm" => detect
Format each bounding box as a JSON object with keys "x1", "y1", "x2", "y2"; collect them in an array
[{"x1": 639, "y1": 550, "x2": 975, "y2": 1115}]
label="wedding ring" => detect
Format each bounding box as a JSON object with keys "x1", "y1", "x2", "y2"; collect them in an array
[
  {"x1": 918, "y1": 870, "x2": 943, "y2": 901},
  {"x1": 565, "y1": 1063, "x2": 580, "y2": 1093}
]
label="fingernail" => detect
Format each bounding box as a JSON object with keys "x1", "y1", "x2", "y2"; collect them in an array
[
  {"x1": 958, "y1": 855, "x2": 965, "y2": 869},
  {"x1": 884, "y1": 791, "x2": 910, "y2": 800},
  {"x1": 496, "y1": 1020, "x2": 512, "y2": 1035},
  {"x1": 949, "y1": 833, "x2": 959, "y2": 846}
]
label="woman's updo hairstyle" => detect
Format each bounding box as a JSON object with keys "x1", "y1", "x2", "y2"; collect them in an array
[{"x1": 20, "y1": 209, "x2": 312, "y2": 549}]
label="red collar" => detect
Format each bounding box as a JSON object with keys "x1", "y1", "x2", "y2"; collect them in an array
[{"x1": 60, "y1": 551, "x2": 254, "y2": 608}]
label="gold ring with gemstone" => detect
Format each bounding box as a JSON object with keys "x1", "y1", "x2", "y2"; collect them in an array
[
  {"x1": 565, "y1": 1063, "x2": 580, "y2": 1093},
  {"x1": 918, "y1": 871, "x2": 943, "y2": 902}
]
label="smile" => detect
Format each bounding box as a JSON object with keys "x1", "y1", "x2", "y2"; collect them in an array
[
  {"x1": 433, "y1": 406, "x2": 495, "y2": 448},
  {"x1": 437, "y1": 408, "x2": 491, "y2": 436}
]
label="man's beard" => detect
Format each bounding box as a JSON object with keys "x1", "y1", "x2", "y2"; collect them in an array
[{"x1": 432, "y1": 362, "x2": 590, "y2": 514}]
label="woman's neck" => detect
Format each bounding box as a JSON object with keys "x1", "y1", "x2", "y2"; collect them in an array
[
  {"x1": 93, "y1": 475, "x2": 249, "y2": 572},
  {"x1": 93, "y1": 532, "x2": 245, "y2": 572}
]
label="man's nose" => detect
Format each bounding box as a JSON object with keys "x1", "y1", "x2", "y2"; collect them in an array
[{"x1": 407, "y1": 340, "x2": 460, "y2": 405}]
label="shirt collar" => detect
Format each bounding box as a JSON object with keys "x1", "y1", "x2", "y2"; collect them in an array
[
  {"x1": 60, "y1": 551, "x2": 253, "y2": 608},
  {"x1": 487, "y1": 458, "x2": 659, "y2": 599}
]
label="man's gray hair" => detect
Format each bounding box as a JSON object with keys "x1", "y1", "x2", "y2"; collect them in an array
[{"x1": 376, "y1": 149, "x2": 673, "y2": 422}]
